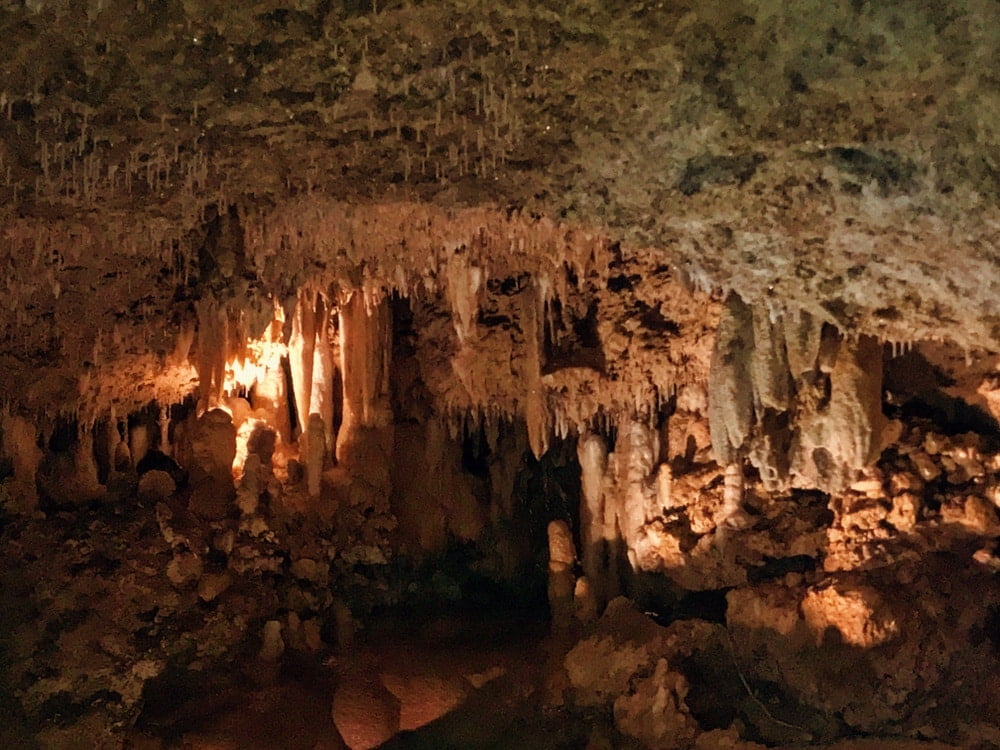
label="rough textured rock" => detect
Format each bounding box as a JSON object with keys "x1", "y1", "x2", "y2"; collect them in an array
[
  {"x1": 613, "y1": 659, "x2": 699, "y2": 750},
  {"x1": 137, "y1": 469, "x2": 176, "y2": 503}
]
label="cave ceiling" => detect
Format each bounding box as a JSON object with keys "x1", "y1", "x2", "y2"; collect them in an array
[{"x1": 1, "y1": 0, "x2": 999, "y2": 418}]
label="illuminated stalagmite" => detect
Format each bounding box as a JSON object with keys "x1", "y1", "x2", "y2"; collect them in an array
[{"x1": 577, "y1": 431, "x2": 611, "y2": 607}]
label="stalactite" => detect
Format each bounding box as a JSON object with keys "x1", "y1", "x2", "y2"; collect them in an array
[
  {"x1": 749, "y1": 306, "x2": 791, "y2": 412},
  {"x1": 784, "y1": 308, "x2": 823, "y2": 378},
  {"x1": 707, "y1": 291, "x2": 754, "y2": 466},
  {"x1": 195, "y1": 298, "x2": 228, "y2": 411},
  {"x1": 336, "y1": 290, "x2": 393, "y2": 466},
  {"x1": 310, "y1": 296, "x2": 335, "y2": 454},
  {"x1": 446, "y1": 253, "x2": 482, "y2": 343},
  {"x1": 288, "y1": 288, "x2": 319, "y2": 449},
  {"x1": 522, "y1": 282, "x2": 550, "y2": 459},
  {"x1": 717, "y1": 462, "x2": 750, "y2": 533}
]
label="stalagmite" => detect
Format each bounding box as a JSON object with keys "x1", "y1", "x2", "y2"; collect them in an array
[
  {"x1": 547, "y1": 519, "x2": 577, "y2": 633},
  {"x1": 707, "y1": 292, "x2": 754, "y2": 467},
  {"x1": 129, "y1": 422, "x2": 149, "y2": 469},
  {"x1": 306, "y1": 413, "x2": 325, "y2": 497},
  {"x1": 186, "y1": 408, "x2": 236, "y2": 520},
  {"x1": 2, "y1": 414, "x2": 41, "y2": 512},
  {"x1": 70, "y1": 427, "x2": 104, "y2": 501},
  {"x1": 577, "y1": 431, "x2": 610, "y2": 608},
  {"x1": 158, "y1": 407, "x2": 171, "y2": 456},
  {"x1": 574, "y1": 577, "x2": 598, "y2": 624},
  {"x1": 113, "y1": 423, "x2": 131, "y2": 471},
  {"x1": 236, "y1": 453, "x2": 262, "y2": 515},
  {"x1": 254, "y1": 363, "x2": 292, "y2": 444},
  {"x1": 613, "y1": 419, "x2": 660, "y2": 569},
  {"x1": 105, "y1": 415, "x2": 123, "y2": 473}
]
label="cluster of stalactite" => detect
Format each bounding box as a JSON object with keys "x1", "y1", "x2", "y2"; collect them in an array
[
  {"x1": 0, "y1": 248, "x2": 944, "y2": 636},
  {"x1": 709, "y1": 292, "x2": 887, "y2": 496},
  {"x1": 0, "y1": 285, "x2": 389, "y2": 516}
]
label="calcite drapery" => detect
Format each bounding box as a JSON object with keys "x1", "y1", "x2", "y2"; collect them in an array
[{"x1": 708, "y1": 291, "x2": 886, "y2": 494}]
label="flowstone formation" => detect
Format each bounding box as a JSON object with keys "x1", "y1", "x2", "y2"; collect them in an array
[{"x1": 1, "y1": 1, "x2": 1000, "y2": 749}]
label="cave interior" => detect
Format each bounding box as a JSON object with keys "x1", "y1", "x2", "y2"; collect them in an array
[{"x1": 2, "y1": 1, "x2": 1000, "y2": 749}]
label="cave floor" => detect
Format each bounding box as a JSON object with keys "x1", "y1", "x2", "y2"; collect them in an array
[
  {"x1": 131, "y1": 609, "x2": 592, "y2": 750},
  {"x1": 123, "y1": 610, "x2": 965, "y2": 750}
]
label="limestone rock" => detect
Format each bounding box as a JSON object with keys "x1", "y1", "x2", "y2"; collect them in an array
[
  {"x1": 137, "y1": 470, "x2": 176, "y2": 503},
  {"x1": 887, "y1": 492, "x2": 921, "y2": 532},
  {"x1": 380, "y1": 672, "x2": 468, "y2": 732},
  {"x1": 197, "y1": 572, "x2": 233, "y2": 602},
  {"x1": 613, "y1": 659, "x2": 699, "y2": 750},
  {"x1": 166, "y1": 551, "x2": 203, "y2": 588},
  {"x1": 801, "y1": 583, "x2": 899, "y2": 648},
  {"x1": 564, "y1": 598, "x2": 671, "y2": 707},
  {"x1": 186, "y1": 409, "x2": 237, "y2": 520},
  {"x1": 332, "y1": 668, "x2": 401, "y2": 750}
]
